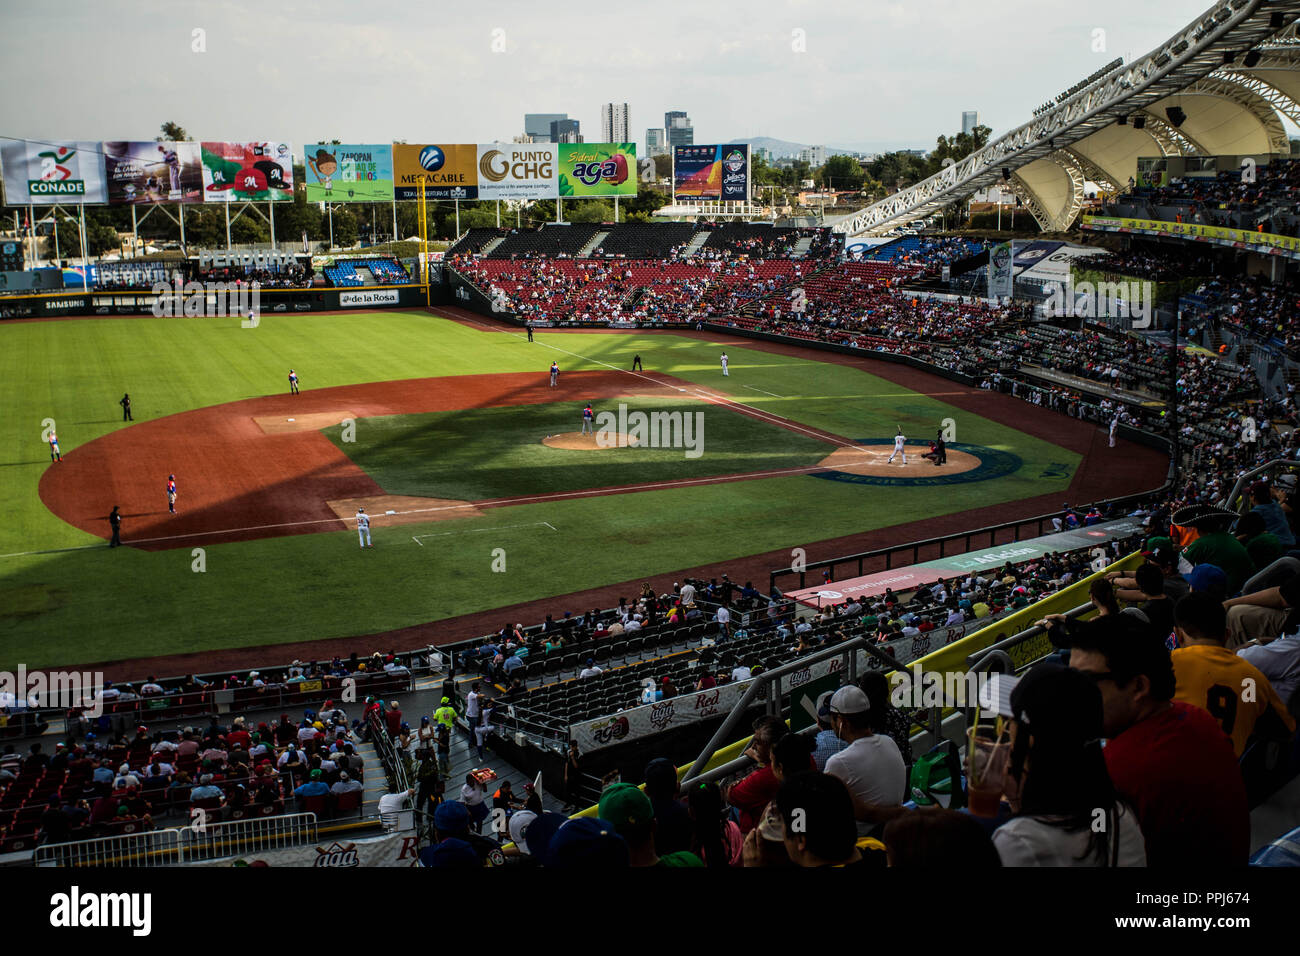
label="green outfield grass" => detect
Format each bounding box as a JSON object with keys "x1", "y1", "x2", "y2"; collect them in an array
[{"x1": 0, "y1": 311, "x2": 1080, "y2": 669}]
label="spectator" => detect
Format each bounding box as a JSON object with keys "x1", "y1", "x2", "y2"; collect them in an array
[
  {"x1": 460, "y1": 774, "x2": 490, "y2": 833},
  {"x1": 1062, "y1": 615, "x2": 1250, "y2": 866},
  {"x1": 1171, "y1": 593, "x2": 1294, "y2": 756},
  {"x1": 721, "y1": 715, "x2": 788, "y2": 834},
  {"x1": 598, "y1": 782, "x2": 703, "y2": 867},
  {"x1": 687, "y1": 781, "x2": 743, "y2": 867},
  {"x1": 749, "y1": 772, "x2": 885, "y2": 868},
  {"x1": 822, "y1": 685, "x2": 907, "y2": 834},
  {"x1": 643, "y1": 758, "x2": 693, "y2": 856},
  {"x1": 293, "y1": 769, "x2": 330, "y2": 800},
  {"x1": 882, "y1": 808, "x2": 1001, "y2": 868},
  {"x1": 991, "y1": 664, "x2": 1146, "y2": 866},
  {"x1": 330, "y1": 771, "x2": 362, "y2": 796}
]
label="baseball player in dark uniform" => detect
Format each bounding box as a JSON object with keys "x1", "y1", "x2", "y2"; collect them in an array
[
  {"x1": 120, "y1": 393, "x2": 133, "y2": 421},
  {"x1": 108, "y1": 506, "x2": 122, "y2": 547},
  {"x1": 632, "y1": 354, "x2": 643, "y2": 371},
  {"x1": 526, "y1": 321, "x2": 533, "y2": 343}
]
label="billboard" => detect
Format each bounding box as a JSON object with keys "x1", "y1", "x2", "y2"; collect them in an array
[
  {"x1": 302, "y1": 144, "x2": 393, "y2": 202},
  {"x1": 104, "y1": 141, "x2": 203, "y2": 205},
  {"x1": 393, "y1": 144, "x2": 478, "y2": 200},
  {"x1": 673, "y1": 143, "x2": 749, "y2": 201},
  {"x1": 557, "y1": 143, "x2": 636, "y2": 197},
  {"x1": 476, "y1": 144, "x2": 557, "y2": 200},
  {"x1": 0, "y1": 139, "x2": 108, "y2": 205},
  {"x1": 200, "y1": 142, "x2": 294, "y2": 202}
]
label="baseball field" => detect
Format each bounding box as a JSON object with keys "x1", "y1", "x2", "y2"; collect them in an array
[{"x1": 0, "y1": 308, "x2": 1168, "y2": 672}]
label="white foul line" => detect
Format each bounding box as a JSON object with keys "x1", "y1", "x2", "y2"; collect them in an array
[
  {"x1": 412, "y1": 521, "x2": 559, "y2": 545},
  {"x1": 743, "y1": 384, "x2": 785, "y2": 398}
]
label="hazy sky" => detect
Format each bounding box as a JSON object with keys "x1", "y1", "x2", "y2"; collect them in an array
[{"x1": 0, "y1": 0, "x2": 1250, "y2": 154}]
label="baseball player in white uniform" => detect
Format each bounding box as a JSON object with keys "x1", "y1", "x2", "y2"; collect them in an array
[
  {"x1": 1109, "y1": 415, "x2": 1119, "y2": 448},
  {"x1": 356, "y1": 508, "x2": 372, "y2": 548},
  {"x1": 887, "y1": 428, "x2": 907, "y2": 465},
  {"x1": 720, "y1": 353, "x2": 729, "y2": 376}
]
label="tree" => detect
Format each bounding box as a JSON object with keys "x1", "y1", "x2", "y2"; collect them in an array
[
  {"x1": 818, "y1": 155, "x2": 865, "y2": 191},
  {"x1": 566, "y1": 199, "x2": 614, "y2": 223},
  {"x1": 158, "y1": 121, "x2": 188, "y2": 142}
]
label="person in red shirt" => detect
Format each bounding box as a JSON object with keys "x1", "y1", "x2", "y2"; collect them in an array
[
  {"x1": 721, "y1": 716, "x2": 788, "y2": 835},
  {"x1": 1060, "y1": 614, "x2": 1249, "y2": 867}
]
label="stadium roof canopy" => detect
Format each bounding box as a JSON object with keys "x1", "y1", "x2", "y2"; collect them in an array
[{"x1": 830, "y1": 0, "x2": 1300, "y2": 236}]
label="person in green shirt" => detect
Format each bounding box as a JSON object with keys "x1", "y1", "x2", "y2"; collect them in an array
[
  {"x1": 434, "y1": 697, "x2": 458, "y2": 731},
  {"x1": 598, "y1": 782, "x2": 704, "y2": 868},
  {"x1": 1174, "y1": 505, "x2": 1256, "y2": 597},
  {"x1": 1235, "y1": 511, "x2": 1283, "y2": 571}
]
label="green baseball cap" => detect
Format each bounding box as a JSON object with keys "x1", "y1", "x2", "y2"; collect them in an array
[{"x1": 598, "y1": 782, "x2": 654, "y2": 835}]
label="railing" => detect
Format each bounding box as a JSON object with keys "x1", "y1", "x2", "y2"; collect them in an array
[
  {"x1": 366, "y1": 710, "x2": 411, "y2": 831},
  {"x1": 1220, "y1": 458, "x2": 1300, "y2": 513},
  {"x1": 33, "y1": 812, "x2": 318, "y2": 867}
]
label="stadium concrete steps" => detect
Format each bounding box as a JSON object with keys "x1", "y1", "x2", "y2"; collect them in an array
[
  {"x1": 481, "y1": 237, "x2": 506, "y2": 256},
  {"x1": 578, "y1": 230, "x2": 610, "y2": 257},
  {"x1": 683, "y1": 231, "x2": 711, "y2": 256},
  {"x1": 355, "y1": 738, "x2": 385, "y2": 819},
  {"x1": 791, "y1": 236, "x2": 814, "y2": 258}
]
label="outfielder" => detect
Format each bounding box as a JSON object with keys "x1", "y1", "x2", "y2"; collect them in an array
[
  {"x1": 289, "y1": 369, "x2": 300, "y2": 395},
  {"x1": 1109, "y1": 414, "x2": 1119, "y2": 448},
  {"x1": 549, "y1": 362, "x2": 559, "y2": 387},
  {"x1": 48, "y1": 430, "x2": 62, "y2": 463},
  {"x1": 887, "y1": 428, "x2": 907, "y2": 465},
  {"x1": 167, "y1": 474, "x2": 177, "y2": 514},
  {"x1": 356, "y1": 508, "x2": 372, "y2": 548},
  {"x1": 581, "y1": 403, "x2": 594, "y2": 436},
  {"x1": 720, "y1": 352, "x2": 729, "y2": 376}
]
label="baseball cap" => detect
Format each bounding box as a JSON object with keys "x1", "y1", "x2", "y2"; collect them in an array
[
  {"x1": 423, "y1": 837, "x2": 479, "y2": 868},
  {"x1": 547, "y1": 817, "x2": 630, "y2": 868},
  {"x1": 433, "y1": 800, "x2": 470, "y2": 834},
  {"x1": 310, "y1": 769, "x2": 322, "y2": 779},
  {"x1": 815, "y1": 690, "x2": 837, "y2": 719},
  {"x1": 828, "y1": 685, "x2": 870, "y2": 716},
  {"x1": 598, "y1": 782, "x2": 654, "y2": 835},
  {"x1": 508, "y1": 809, "x2": 538, "y2": 851},
  {"x1": 523, "y1": 811, "x2": 568, "y2": 864},
  {"x1": 1188, "y1": 563, "x2": 1227, "y2": 594}
]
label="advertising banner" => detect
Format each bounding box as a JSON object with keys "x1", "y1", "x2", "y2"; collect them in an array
[
  {"x1": 0, "y1": 269, "x2": 63, "y2": 292},
  {"x1": 673, "y1": 143, "x2": 749, "y2": 201},
  {"x1": 557, "y1": 143, "x2": 636, "y2": 197},
  {"x1": 339, "y1": 289, "x2": 400, "y2": 307},
  {"x1": 0, "y1": 139, "x2": 108, "y2": 205},
  {"x1": 303, "y1": 144, "x2": 393, "y2": 202},
  {"x1": 200, "y1": 142, "x2": 294, "y2": 202},
  {"x1": 104, "y1": 141, "x2": 203, "y2": 204},
  {"x1": 987, "y1": 241, "x2": 1013, "y2": 298},
  {"x1": 476, "y1": 143, "x2": 557, "y2": 200},
  {"x1": 1082, "y1": 215, "x2": 1300, "y2": 261},
  {"x1": 193, "y1": 831, "x2": 421, "y2": 867},
  {"x1": 393, "y1": 144, "x2": 478, "y2": 200}
]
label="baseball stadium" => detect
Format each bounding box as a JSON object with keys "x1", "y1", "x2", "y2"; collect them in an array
[{"x1": 0, "y1": 0, "x2": 1299, "y2": 893}]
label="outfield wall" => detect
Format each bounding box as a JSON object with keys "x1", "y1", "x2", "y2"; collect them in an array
[{"x1": 0, "y1": 283, "x2": 446, "y2": 319}]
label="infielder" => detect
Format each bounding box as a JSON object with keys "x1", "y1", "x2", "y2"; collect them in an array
[
  {"x1": 887, "y1": 428, "x2": 907, "y2": 465},
  {"x1": 720, "y1": 352, "x2": 729, "y2": 376},
  {"x1": 167, "y1": 474, "x2": 177, "y2": 514},
  {"x1": 289, "y1": 369, "x2": 300, "y2": 395},
  {"x1": 356, "y1": 507, "x2": 372, "y2": 548},
  {"x1": 549, "y1": 362, "x2": 559, "y2": 387},
  {"x1": 48, "y1": 430, "x2": 62, "y2": 462},
  {"x1": 581, "y1": 403, "x2": 594, "y2": 436}
]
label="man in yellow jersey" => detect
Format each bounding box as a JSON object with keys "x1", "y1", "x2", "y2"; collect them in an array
[
  {"x1": 434, "y1": 697, "x2": 458, "y2": 732},
  {"x1": 1171, "y1": 592, "x2": 1294, "y2": 756}
]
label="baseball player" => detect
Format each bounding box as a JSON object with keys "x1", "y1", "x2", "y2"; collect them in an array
[
  {"x1": 1109, "y1": 414, "x2": 1119, "y2": 448},
  {"x1": 356, "y1": 508, "x2": 372, "y2": 548},
  {"x1": 549, "y1": 362, "x2": 559, "y2": 387},
  {"x1": 48, "y1": 430, "x2": 61, "y2": 462},
  {"x1": 288, "y1": 369, "x2": 300, "y2": 395},
  {"x1": 632, "y1": 353, "x2": 643, "y2": 371},
  {"x1": 526, "y1": 321, "x2": 534, "y2": 343},
  {"x1": 158, "y1": 144, "x2": 181, "y2": 197},
  {"x1": 120, "y1": 393, "x2": 133, "y2": 421},
  {"x1": 581, "y1": 403, "x2": 594, "y2": 436},
  {"x1": 720, "y1": 352, "x2": 729, "y2": 376},
  {"x1": 887, "y1": 428, "x2": 907, "y2": 465},
  {"x1": 166, "y1": 474, "x2": 177, "y2": 514}
]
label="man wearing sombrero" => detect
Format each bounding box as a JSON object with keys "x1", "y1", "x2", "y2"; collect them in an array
[{"x1": 1171, "y1": 504, "x2": 1255, "y2": 597}]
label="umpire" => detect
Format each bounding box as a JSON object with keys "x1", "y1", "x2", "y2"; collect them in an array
[
  {"x1": 108, "y1": 506, "x2": 122, "y2": 548},
  {"x1": 120, "y1": 393, "x2": 133, "y2": 421}
]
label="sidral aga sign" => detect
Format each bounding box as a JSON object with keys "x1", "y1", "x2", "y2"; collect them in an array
[{"x1": 199, "y1": 251, "x2": 301, "y2": 270}]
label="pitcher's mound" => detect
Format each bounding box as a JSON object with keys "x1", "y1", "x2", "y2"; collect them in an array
[
  {"x1": 816, "y1": 444, "x2": 981, "y2": 477},
  {"x1": 326, "y1": 494, "x2": 481, "y2": 527},
  {"x1": 543, "y1": 431, "x2": 643, "y2": 450}
]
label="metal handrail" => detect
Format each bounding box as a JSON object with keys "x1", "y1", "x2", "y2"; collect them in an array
[{"x1": 1220, "y1": 458, "x2": 1300, "y2": 512}]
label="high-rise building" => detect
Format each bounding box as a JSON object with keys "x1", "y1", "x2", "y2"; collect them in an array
[
  {"x1": 600, "y1": 103, "x2": 630, "y2": 143},
  {"x1": 665, "y1": 110, "x2": 693, "y2": 149},
  {"x1": 962, "y1": 111, "x2": 979, "y2": 136},
  {"x1": 646, "y1": 128, "x2": 669, "y2": 157},
  {"x1": 551, "y1": 119, "x2": 582, "y2": 144},
  {"x1": 798, "y1": 145, "x2": 827, "y2": 167},
  {"x1": 525, "y1": 113, "x2": 568, "y2": 142}
]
